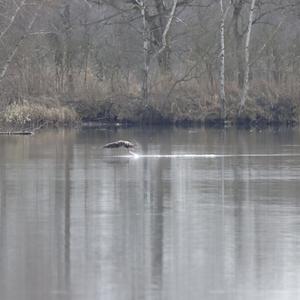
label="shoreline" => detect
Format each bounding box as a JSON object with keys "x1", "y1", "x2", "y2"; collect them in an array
[
  {"x1": 0, "y1": 119, "x2": 297, "y2": 136},
  {"x1": 0, "y1": 94, "x2": 299, "y2": 131},
  {"x1": 0, "y1": 113, "x2": 298, "y2": 132}
]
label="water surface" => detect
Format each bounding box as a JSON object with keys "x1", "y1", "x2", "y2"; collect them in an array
[{"x1": 1, "y1": 127, "x2": 300, "y2": 300}]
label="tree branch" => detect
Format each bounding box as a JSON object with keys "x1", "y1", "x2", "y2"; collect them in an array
[
  {"x1": 0, "y1": 1, "x2": 45, "y2": 83},
  {"x1": 0, "y1": 0, "x2": 27, "y2": 42},
  {"x1": 156, "y1": 0, "x2": 178, "y2": 56}
]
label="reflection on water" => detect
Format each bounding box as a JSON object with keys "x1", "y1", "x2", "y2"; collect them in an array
[{"x1": 1, "y1": 128, "x2": 300, "y2": 300}]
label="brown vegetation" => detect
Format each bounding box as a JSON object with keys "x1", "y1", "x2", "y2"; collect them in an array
[
  {"x1": 1, "y1": 0, "x2": 300, "y2": 128},
  {"x1": 0, "y1": 76, "x2": 299, "y2": 129},
  {"x1": 71, "y1": 79, "x2": 300, "y2": 126},
  {"x1": 0, "y1": 99, "x2": 78, "y2": 130}
]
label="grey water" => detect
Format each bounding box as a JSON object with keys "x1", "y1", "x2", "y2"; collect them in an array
[{"x1": 1, "y1": 127, "x2": 300, "y2": 300}]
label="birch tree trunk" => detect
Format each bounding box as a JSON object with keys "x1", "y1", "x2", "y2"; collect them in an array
[
  {"x1": 139, "y1": 1, "x2": 150, "y2": 101},
  {"x1": 154, "y1": 0, "x2": 170, "y2": 74},
  {"x1": 155, "y1": 0, "x2": 178, "y2": 74},
  {"x1": 62, "y1": 3, "x2": 74, "y2": 96},
  {"x1": 240, "y1": 0, "x2": 256, "y2": 110},
  {"x1": 232, "y1": 1, "x2": 244, "y2": 88},
  {"x1": 83, "y1": 5, "x2": 90, "y2": 86},
  {"x1": 219, "y1": 0, "x2": 226, "y2": 119},
  {"x1": 157, "y1": 0, "x2": 177, "y2": 55}
]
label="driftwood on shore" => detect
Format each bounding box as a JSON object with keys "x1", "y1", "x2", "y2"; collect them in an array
[
  {"x1": 0, "y1": 131, "x2": 34, "y2": 135},
  {"x1": 0, "y1": 122, "x2": 46, "y2": 136}
]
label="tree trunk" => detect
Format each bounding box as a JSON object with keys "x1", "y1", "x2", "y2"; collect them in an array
[
  {"x1": 157, "y1": 0, "x2": 177, "y2": 75},
  {"x1": 62, "y1": 3, "x2": 74, "y2": 96},
  {"x1": 154, "y1": 0, "x2": 171, "y2": 74},
  {"x1": 140, "y1": 1, "x2": 150, "y2": 101},
  {"x1": 219, "y1": 0, "x2": 226, "y2": 119},
  {"x1": 232, "y1": 1, "x2": 244, "y2": 88},
  {"x1": 240, "y1": 0, "x2": 256, "y2": 110},
  {"x1": 52, "y1": 34, "x2": 64, "y2": 92}
]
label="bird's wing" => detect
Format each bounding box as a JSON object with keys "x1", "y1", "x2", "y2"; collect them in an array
[
  {"x1": 103, "y1": 141, "x2": 122, "y2": 148},
  {"x1": 103, "y1": 140, "x2": 135, "y2": 148},
  {"x1": 120, "y1": 140, "x2": 135, "y2": 148}
]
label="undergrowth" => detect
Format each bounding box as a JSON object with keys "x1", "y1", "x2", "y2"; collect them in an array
[
  {"x1": 0, "y1": 80, "x2": 299, "y2": 128},
  {"x1": 0, "y1": 100, "x2": 78, "y2": 129}
]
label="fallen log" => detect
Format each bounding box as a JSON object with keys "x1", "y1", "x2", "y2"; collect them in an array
[{"x1": 0, "y1": 131, "x2": 34, "y2": 135}]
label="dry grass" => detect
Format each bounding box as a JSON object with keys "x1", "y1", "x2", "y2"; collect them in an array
[
  {"x1": 71, "y1": 78, "x2": 300, "y2": 126},
  {"x1": 1, "y1": 68, "x2": 300, "y2": 127},
  {"x1": 0, "y1": 100, "x2": 79, "y2": 128}
]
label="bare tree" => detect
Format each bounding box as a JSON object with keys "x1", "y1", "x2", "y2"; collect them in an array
[
  {"x1": 0, "y1": 0, "x2": 27, "y2": 42},
  {"x1": 239, "y1": 0, "x2": 256, "y2": 111},
  {"x1": 0, "y1": 0, "x2": 299, "y2": 124},
  {"x1": 231, "y1": 0, "x2": 245, "y2": 88},
  {"x1": 219, "y1": 0, "x2": 227, "y2": 119},
  {"x1": 0, "y1": 1, "x2": 45, "y2": 84},
  {"x1": 135, "y1": 0, "x2": 150, "y2": 101},
  {"x1": 62, "y1": 1, "x2": 74, "y2": 96}
]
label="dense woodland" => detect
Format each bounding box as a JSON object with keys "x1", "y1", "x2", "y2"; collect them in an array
[{"x1": 0, "y1": 0, "x2": 300, "y2": 127}]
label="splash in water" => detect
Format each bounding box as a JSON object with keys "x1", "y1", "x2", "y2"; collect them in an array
[
  {"x1": 117, "y1": 153, "x2": 300, "y2": 159},
  {"x1": 129, "y1": 151, "x2": 140, "y2": 158}
]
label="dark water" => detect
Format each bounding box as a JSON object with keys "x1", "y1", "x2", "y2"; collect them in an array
[{"x1": 1, "y1": 127, "x2": 300, "y2": 300}]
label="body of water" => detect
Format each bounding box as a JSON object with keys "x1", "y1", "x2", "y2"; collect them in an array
[{"x1": 1, "y1": 127, "x2": 300, "y2": 300}]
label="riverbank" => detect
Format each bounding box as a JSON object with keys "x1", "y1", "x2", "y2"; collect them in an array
[
  {"x1": 0, "y1": 99, "x2": 79, "y2": 131},
  {"x1": 0, "y1": 85, "x2": 299, "y2": 130},
  {"x1": 73, "y1": 93, "x2": 299, "y2": 127}
]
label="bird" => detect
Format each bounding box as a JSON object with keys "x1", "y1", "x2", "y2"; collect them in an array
[{"x1": 103, "y1": 140, "x2": 135, "y2": 150}]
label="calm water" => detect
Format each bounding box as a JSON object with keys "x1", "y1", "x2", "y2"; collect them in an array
[{"x1": 1, "y1": 127, "x2": 300, "y2": 300}]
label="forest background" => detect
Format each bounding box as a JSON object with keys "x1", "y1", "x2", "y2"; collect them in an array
[{"x1": 0, "y1": 0, "x2": 300, "y2": 127}]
